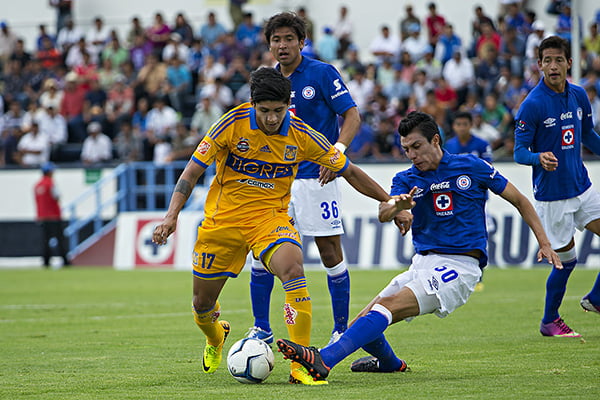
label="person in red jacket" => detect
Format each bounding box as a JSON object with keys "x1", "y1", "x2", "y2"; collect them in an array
[{"x1": 34, "y1": 162, "x2": 70, "y2": 268}]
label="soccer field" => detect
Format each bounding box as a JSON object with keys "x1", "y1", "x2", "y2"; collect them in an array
[{"x1": 1, "y1": 268, "x2": 598, "y2": 399}]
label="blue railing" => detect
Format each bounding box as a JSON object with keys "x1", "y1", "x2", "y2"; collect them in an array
[{"x1": 63, "y1": 161, "x2": 213, "y2": 259}]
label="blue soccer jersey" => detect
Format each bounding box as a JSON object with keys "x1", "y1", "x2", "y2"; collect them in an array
[
  {"x1": 391, "y1": 152, "x2": 508, "y2": 268},
  {"x1": 278, "y1": 56, "x2": 357, "y2": 179},
  {"x1": 444, "y1": 135, "x2": 492, "y2": 163},
  {"x1": 514, "y1": 79, "x2": 598, "y2": 201}
]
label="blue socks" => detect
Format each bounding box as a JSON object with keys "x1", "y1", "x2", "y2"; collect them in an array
[
  {"x1": 542, "y1": 259, "x2": 576, "y2": 324},
  {"x1": 586, "y1": 272, "x2": 600, "y2": 305},
  {"x1": 361, "y1": 334, "x2": 404, "y2": 372},
  {"x1": 320, "y1": 310, "x2": 389, "y2": 369},
  {"x1": 250, "y1": 265, "x2": 274, "y2": 332},
  {"x1": 327, "y1": 267, "x2": 350, "y2": 333}
]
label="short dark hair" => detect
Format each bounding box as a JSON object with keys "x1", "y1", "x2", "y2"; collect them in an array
[
  {"x1": 264, "y1": 12, "x2": 306, "y2": 42},
  {"x1": 397, "y1": 111, "x2": 440, "y2": 142},
  {"x1": 250, "y1": 67, "x2": 291, "y2": 104},
  {"x1": 538, "y1": 35, "x2": 570, "y2": 61},
  {"x1": 453, "y1": 111, "x2": 473, "y2": 123}
]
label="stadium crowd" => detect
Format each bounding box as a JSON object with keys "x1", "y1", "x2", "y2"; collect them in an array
[{"x1": 1, "y1": 1, "x2": 600, "y2": 168}]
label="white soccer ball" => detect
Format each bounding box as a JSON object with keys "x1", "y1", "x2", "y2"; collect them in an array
[{"x1": 227, "y1": 338, "x2": 275, "y2": 384}]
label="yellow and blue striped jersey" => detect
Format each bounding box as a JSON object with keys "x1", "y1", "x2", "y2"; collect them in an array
[{"x1": 191, "y1": 102, "x2": 349, "y2": 226}]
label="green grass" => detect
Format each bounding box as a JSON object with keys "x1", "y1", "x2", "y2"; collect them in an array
[{"x1": 0, "y1": 267, "x2": 599, "y2": 400}]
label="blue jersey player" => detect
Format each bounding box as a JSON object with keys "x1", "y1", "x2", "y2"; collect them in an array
[
  {"x1": 276, "y1": 111, "x2": 560, "y2": 381},
  {"x1": 514, "y1": 36, "x2": 600, "y2": 337},
  {"x1": 247, "y1": 12, "x2": 362, "y2": 352}
]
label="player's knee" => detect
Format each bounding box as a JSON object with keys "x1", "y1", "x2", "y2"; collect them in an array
[{"x1": 192, "y1": 295, "x2": 216, "y2": 313}]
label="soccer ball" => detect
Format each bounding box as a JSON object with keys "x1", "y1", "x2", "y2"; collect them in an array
[{"x1": 227, "y1": 338, "x2": 275, "y2": 384}]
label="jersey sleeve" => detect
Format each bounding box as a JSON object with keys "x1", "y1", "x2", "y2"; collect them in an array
[
  {"x1": 473, "y1": 157, "x2": 508, "y2": 194},
  {"x1": 577, "y1": 87, "x2": 600, "y2": 155},
  {"x1": 390, "y1": 172, "x2": 412, "y2": 196},
  {"x1": 319, "y1": 64, "x2": 357, "y2": 116},
  {"x1": 513, "y1": 98, "x2": 541, "y2": 166},
  {"x1": 191, "y1": 116, "x2": 230, "y2": 168},
  {"x1": 303, "y1": 125, "x2": 349, "y2": 173}
]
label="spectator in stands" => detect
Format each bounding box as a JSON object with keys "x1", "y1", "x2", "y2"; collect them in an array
[
  {"x1": 369, "y1": 25, "x2": 401, "y2": 65},
  {"x1": 37, "y1": 36, "x2": 62, "y2": 70},
  {"x1": 162, "y1": 32, "x2": 190, "y2": 64},
  {"x1": 21, "y1": 101, "x2": 48, "y2": 132},
  {"x1": 334, "y1": 5, "x2": 354, "y2": 59},
  {"x1": 113, "y1": 120, "x2": 142, "y2": 162},
  {"x1": 198, "y1": 11, "x2": 227, "y2": 54},
  {"x1": 2, "y1": 100, "x2": 25, "y2": 133},
  {"x1": 346, "y1": 121, "x2": 374, "y2": 161},
  {"x1": 341, "y1": 45, "x2": 364, "y2": 79},
  {"x1": 471, "y1": 105, "x2": 502, "y2": 150},
  {"x1": 102, "y1": 36, "x2": 129, "y2": 71},
  {"x1": 199, "y1": 76, "x2": 234, "y2": 111},
  {"x1": 56, "y1": 16, "x2": 83, "y2": 56},
  {"x1": 500, "y1": 25, "x2": 526, "y2": 77},
  {"x1": 442, "y1": 48, "x2": 474, "y2": 107},
  {"x1": 0, "y1": 20, "x2": 18, "y2": 69},
  {"x1": 222, "y1": 54, "x2": 250, "y2": 98},
  {"x1": 398, "y1": 50, "x2": 417, "y2": 84},
  {"x1": 34, "y1": 161, "x2": 70, "y2": 267},
  {"x1": 416, "y1": 46, "x2": 442, "y2": 80},
  {"x1": 504, "y1": 2, "x2": 527, "y2": 36},
  {"x1": 66, "y1": 38, "x2": 95, "y2": 69},
  {"x1": 165, "y1": 55, "x2": 192, "y2": 113},
  {"x1": 435, "y1": 23, "x2": 462, "y2": 65},
  {"x1": 145, "y1": 96, "x2": 178, "y2": 155},
  {"x1": 584, "y1": 22, "x2": 600, "y2": 56},
  {"x1": 60, "y1": 71, "x2": 86, "y2": 142},
  {"x1": 86, "y1": 16, "x2": 110, "y2": 59},
  {"x1": 134, "y1": 53, "x2": 167, "y2": 103},
  {"x1": 402, "y1": 23, "x2": 429, "y2": 63},
  {"x1": 482, "y1": 91, "x2": 512, "y2": 138},
  {"x1": 9, "y1": 39, "x2": 31, "y2": 69},
  {"x1": 81, "y1": 121, "x2": 112, "y2": 164},
  {"x1": 197, "y1": 53, "x2": 226, "y2": 93},
  {"x1": 3, "y1": 59, "x2": 28, "y2": 106},
  {"x1": 129, "y1": 34, "x2": 152, "y2": 71},
  {"x1": 146, "y1": 12, "x2": 171, "y2": 59},
  {"x1": 476, "y1": 22, "x2": 501, "y2": 61},
  {"x1": 106, "y1": 75, "x2": 134, "y2": 130},
  {"x1": 502, "y1": 74, "x2": 529, "y2": 115},
  {"x1": 48, "y1": 0, "x2": 73, "y2": 34},
  {"x1": 132, "y1": 97, "x2": 150, "y2": 159},
  {"x1": 229, "y1": 0, "x2": 247, "y2": 30},
  {"x1": 36, "y1": 24, "x2": 55, "y2": 52},
  {"x1": 172, "y1": 12, "x2": 194, "y2": 47},
  {"x1": 444, "y1": 111, "x2": 492, "y2": 162},
  {"x1": 420, "y1": 88, "x2": 446, "y2": 130},
  {"x1": 317, "y1": 27, "x2": 339, "y2": 63},
  {"x1": 372, "y1": 117, "x2": 403, "y2": 161},
  {"x1": 24, "y1": 58, "x2": 51, "y2": 102},
  {"x1": 17, "y1": 121, "x2": 51, "y2": 166},
  {"x1": 126, "y1": 16, "x2": 145, "y2": 48},
  {"x1": 39, "y1": 105, "x2": 67, "y2": 151},
  {"x1": 411, "y1": 69, "x2": 434, "y2": 108},
  {"x1": 165, "y1": 122, "x2": 201, "y2": 162},
  {"x1": 556, "y1": 2, "x2": 580, "y2": 43},
  {"x1": 472, "y1": 5, "x2": 495, "y2": 42},
  {"x1": 1, "y1": 126, "x2": 23, "y2": 166},
  {"x1": 190, "y1": 94, "x2": 222, "y2": 138},
  {"x1": 39, "y1": 78, "x2": 64, "y2": 110},
  {"x1": 98, "y1": 58, "x2": 122, "y2": 90},
  {"x1": 236, "y1": 12, "x2": 262, "y2": 52},
  {"x1": 400, "y1": 4, "x2": 421, "y2": 42},
  {"x1": 347, "y1": 66, "x2": 375, "y2": 111},
  {"x1": 425, "y1": 2, "x2": 446, "y2": 49},
  {"x1": 476, "y1": 47, "x2": 503, "y2": 98}
]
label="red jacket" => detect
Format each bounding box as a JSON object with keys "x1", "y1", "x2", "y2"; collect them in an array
[{"x1": 35, "y1": 176, "x2": 61, "y2": 220}]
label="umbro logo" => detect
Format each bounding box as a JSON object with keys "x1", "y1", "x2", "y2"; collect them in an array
[
  {"x1": 543, "y1": 117, "x2": 556, "y2": 127},
  {"x1": 260, "y1": 145, "x2": 271, "y2": 153}
]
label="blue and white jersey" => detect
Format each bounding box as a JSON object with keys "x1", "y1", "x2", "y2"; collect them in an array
[
  {"x1": 391, "y1": 152, "x2": 508, "y2": 268},
  {"x1": 278, "y1": 56, "x2": 356, "y2": 179},
  {"x1": 444, "y1": 135, "x2": 492, "y2": 163},
  {"x1": 514, "y1": 79, "x2": 595, "y2": 201}
]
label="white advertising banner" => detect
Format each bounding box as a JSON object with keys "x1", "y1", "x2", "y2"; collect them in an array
[{"x1": 113, "y1": 162, "x2": 600, "y2": 270}]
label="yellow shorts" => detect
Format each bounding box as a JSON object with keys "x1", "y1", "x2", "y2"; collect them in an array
[{"x1": 192, "y1": 213, "x2": 301, "y2": 279}]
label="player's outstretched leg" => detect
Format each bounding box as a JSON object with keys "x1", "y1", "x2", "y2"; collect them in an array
[
  {"x1": 277, "y1": 339, "x2": 330, "y2": 381},
  {"x1": 541, "y1": 259, "x2": 580, "y2": 337},
  {"x1": 351, "y1": 356, "x2": 408, "y2": 373},
  {"x1": 351, "y1": 333, "x2": 409, "y2": 373}
]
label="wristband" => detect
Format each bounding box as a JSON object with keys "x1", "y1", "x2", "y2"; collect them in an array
[
  {"x1": 334, "y1": 142, "x2": 347, "y2": 153},
  {"x1": 387, "y1": 198, "x2": 397, "y2": 205}
]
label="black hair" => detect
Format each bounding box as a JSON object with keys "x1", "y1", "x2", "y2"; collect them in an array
[
  {"x1": 453, "y1": 111, "x2": 473, "y2": 123},
  {"x1": 250, "y1": 67, "x2": 291, "y2": 104},
  {"x1": 264, "y1": 12, "x2": 306, "y2": 42},
  {"x1": 397, "y1": 111, "x2": 440, "y2": 142},
  {"x1": 538, "y1": 35, "x2": 570, "y2": 61}
]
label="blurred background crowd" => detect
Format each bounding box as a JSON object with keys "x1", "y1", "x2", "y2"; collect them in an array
[{"x1": 1, "y1": 0, "x2": 600, "y2": 168}]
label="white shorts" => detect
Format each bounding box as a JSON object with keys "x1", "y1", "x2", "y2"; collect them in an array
[
  {"x1": 378, "y1": 253, "x2": 482, "y2": 319},
  {"x1": 288, "y1": 178, "x2": 345, "y2": 237},
  {"x1": 535, "y1": 186, "x2": 600, "y2": 249}
]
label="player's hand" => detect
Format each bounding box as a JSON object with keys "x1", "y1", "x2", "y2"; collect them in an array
[
  {"x1": 393, "y1": 186, "x2": 417, "y2": 211},
  {"x1": 394, "y1": 210, "x2": 413, "y2": 236},
  {"x1": 539, "y1": 152, "x2": 558, "y2": 171},
  {"x1": 537, "y1": 244, "x2": 563, "y2": 270},
  {"x1": 318, "y1": 165, "x2": 337, "y2": 186},
  {"x1": 152, "y1": 218, "x2": 177, "y2": 245}
]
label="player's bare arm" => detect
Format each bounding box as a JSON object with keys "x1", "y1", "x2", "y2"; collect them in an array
[
  {"x1": 152, "y1": 161, "x2": 206, "y2": 245},
  {"x1": 318, "y1": 106, "x2": 361, "y2": 185},
  {"x1": 378, "y1": 187, "x2": 418, "y2": 223},
  {"x1": 499, "y1": 181, "x2": 562, "y2": 269},
  {"x1": 340, "y1": 163, "x2": 393, "y2": 203},
  {"x1": 393, "y1": 211, "x2": 414, "y2": 235}
]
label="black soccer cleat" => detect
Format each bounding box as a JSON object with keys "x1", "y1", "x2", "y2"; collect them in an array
[
  {"x1": 350, "y1": 356, "x2": 408, "y2": 373},
  {"x1": 276, "y1": 338, "x2": 331, "y2": 380}
]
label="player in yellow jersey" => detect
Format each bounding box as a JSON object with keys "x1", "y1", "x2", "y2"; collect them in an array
[{"x1": 152, "y1": 68, "x2": 413, "y2": 384}]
